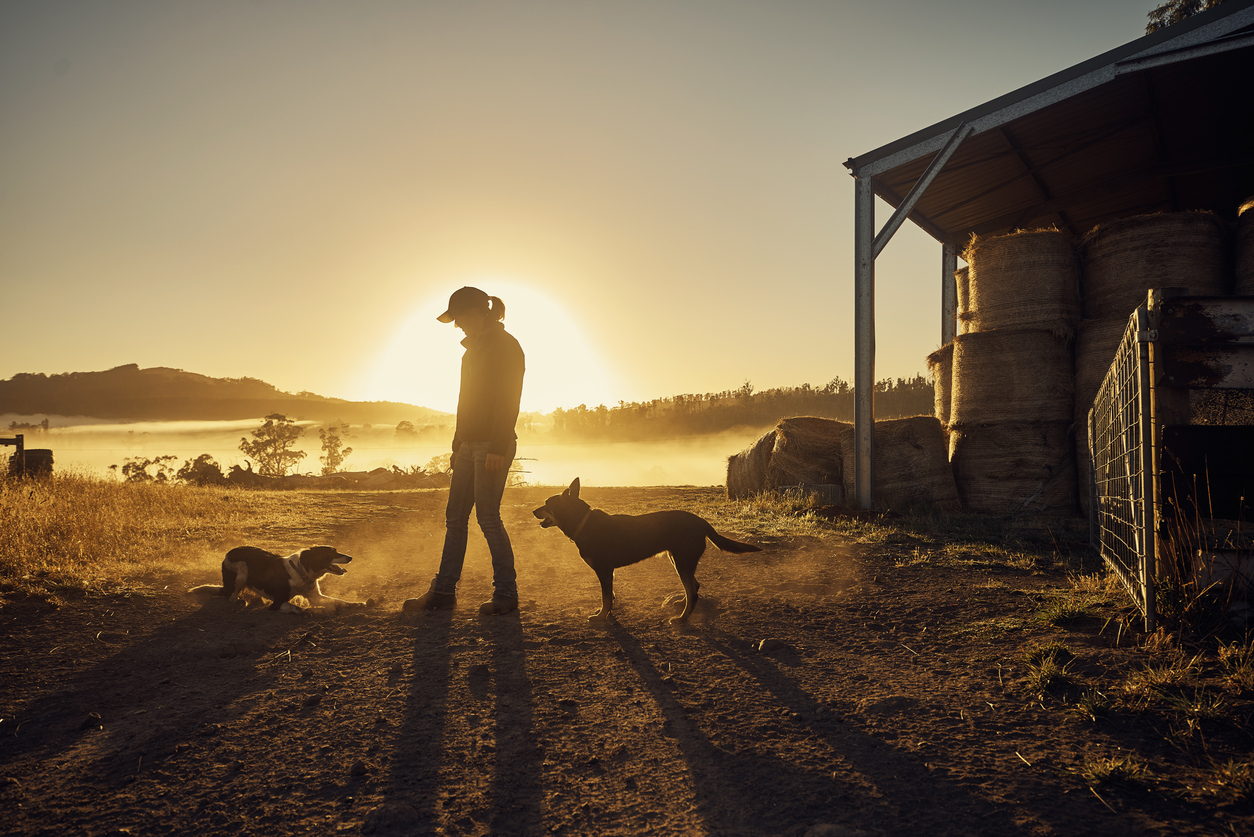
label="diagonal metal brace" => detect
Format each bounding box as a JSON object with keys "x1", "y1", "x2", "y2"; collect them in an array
[{"x1": 872, "y1": 122, "x2": 973, "y2": 258}]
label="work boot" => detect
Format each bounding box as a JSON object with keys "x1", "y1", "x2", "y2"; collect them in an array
[
  {"x1": 403, "y1": 578, "x2": 456, "y2": 612},
  {"x1": 478, "y1": 594, "x2": 518, "y2": 616}
]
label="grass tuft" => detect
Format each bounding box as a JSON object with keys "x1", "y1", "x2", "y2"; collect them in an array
[
  {"x1": 1022, "y1": 643, "x2": 1080, "y2": 699},
  {"x1": 1079, "y1": 754, "x2": 1146, "y2": 790},
  {"x1": 1073, "y1": 688, "x2": 1113, "y2": 723},
  {"x1": 1209, "y1": 758, "x2": 1254, "y2": 803},
  {"x1": 1217, "y1": 639, "x2": 1254, "y2": 694},
  {"x1": 1036, "y1": 590, "x2": 1099, "y2": 626},
  {"x1": 1123, "y1": 653, "x2": 1203, "y2": 698}
]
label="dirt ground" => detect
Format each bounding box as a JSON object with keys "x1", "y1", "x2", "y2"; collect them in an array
[{"x1": 1, "y1": 486, "x2": 1251, "y2": 836}]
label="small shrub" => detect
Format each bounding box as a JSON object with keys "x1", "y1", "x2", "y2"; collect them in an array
[{"x1": 177, "y1": 454, "x2": 228, "y2": 487}]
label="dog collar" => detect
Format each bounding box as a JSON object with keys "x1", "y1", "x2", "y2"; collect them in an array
[
  {"x1": 569, "y1": 509, "x2": 592, "y2": 541},
  {"x1": 285, "y1": 554, "x2": 312, "y2": 587}
]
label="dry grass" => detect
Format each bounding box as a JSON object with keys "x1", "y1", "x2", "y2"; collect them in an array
[
  {"x1": 1209, "y1": 758, "x2": 1254, "y2": 803},
  {"x1": 1022, "y1": 643, "x2": 1080, "y2": 699},
  {"x1": 0, "y1": 470, "x2": 398, "y2": 598},
  {"x1": 1079, "y1": 754, "x2": 1147, "y2": 791},
  {"x1": 1123, "y1": 652, "x2": 1204, "y2": 698},
  {"x1": 1218, "y1": 639, "x2": 1254, "y2": 694}
]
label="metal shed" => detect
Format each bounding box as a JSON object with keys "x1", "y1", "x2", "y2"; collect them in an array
[{"x1": 844, "y1": 0, "x2": 1254, "y2": 509}]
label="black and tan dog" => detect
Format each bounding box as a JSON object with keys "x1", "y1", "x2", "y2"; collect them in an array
[
  {"x1": 534, "y1": 478, "x2": 762, "y2": 622},
  {"x1": 189, "y1": 545, "x2": 364, "y2": 613}
]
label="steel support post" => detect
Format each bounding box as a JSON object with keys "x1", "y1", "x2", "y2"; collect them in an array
[
  {"x1": 854, "y1": 176, "x2": 876, "y2": 509},
  {"x1": 941, "y1": 243, "x2": 957, "y2": 346}
]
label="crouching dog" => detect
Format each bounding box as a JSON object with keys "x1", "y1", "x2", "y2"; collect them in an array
[{"x1": 189, "y1": 545, "x2": 366, "y2": 614}]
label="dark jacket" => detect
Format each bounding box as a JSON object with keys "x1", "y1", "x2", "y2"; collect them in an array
[{"x1": 452, "y1": 322, "x2": 525, "y2": 456}]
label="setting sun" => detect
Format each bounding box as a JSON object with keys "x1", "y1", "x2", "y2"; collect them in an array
[{"x1": 355, "y1": 280, "x2": 625, "y2": 415}]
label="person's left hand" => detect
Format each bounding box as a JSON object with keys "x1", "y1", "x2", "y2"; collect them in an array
[{"x1": 485, "y1": 453, "x2": 505, "y2": 472}]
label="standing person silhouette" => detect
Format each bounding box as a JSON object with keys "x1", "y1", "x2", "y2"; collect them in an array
[{"x1": 404, "y1": 286, "x2": 525, "y2": 616}]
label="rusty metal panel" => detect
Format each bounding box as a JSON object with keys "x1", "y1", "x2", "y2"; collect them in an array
[
  {"x1": 1157, "y1": 297, "x2": 1254, "y2": 345},
  {"x1": 1158, "y1": 345, "x2": 1254, "y2": 389}
]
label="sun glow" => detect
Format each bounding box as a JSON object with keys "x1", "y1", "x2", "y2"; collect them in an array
[{"x1": 355, "y1": 280, "x2": 625, "y2": 415}]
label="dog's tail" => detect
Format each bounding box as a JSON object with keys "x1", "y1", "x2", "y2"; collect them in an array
[
  {"x1": 187, "y1": 584, "x2": 228, "y2": 597},
  {"x1": 706, "y1": 528, "x2": 762, "y2": 554}
]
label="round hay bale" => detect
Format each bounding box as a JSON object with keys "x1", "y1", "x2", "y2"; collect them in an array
[
  {"x1": 964, "y1": 228, "x2": 1080, "y2": 332},
  {"x1": 1074, "y1": 418, "x2": 1098, "y2": 518},
  {"x1": 1072, "y1": 316, "x2": 1131, "y2": 516},
  {"x1": 950, "y1": 328, "x2": 1073, "y2": 426},
  {"x1": 726, "y1": 428, "x2": 776, "y2": 500},
  {"x1": 725, "y1": 416, "x2": 849, "y2": 499},
  {"x1": 956, "y1": 266, "x2": 974, "y2": 335},
  {"x1": 764, "y1": 416, "x2": 849, "y2": 491},
  {"x1": 1073, "y1": 317, "x2": 1131, "y2": 422},
  {"x1": 927, "y1": 342, "x2": 954, "y2": 425},
  {"x1": 1080, "y1": 211, "x2": 1230, "y2": 319},
  {"x1": 838, "y1": 416, "x2": 960, "y2": 512},
  {"x1": 949, "y1": 422, "x2": 1076, "y2": 514},
  {"x1": 1237, "y1": 198, "x2": 1254, "y2": 295}
]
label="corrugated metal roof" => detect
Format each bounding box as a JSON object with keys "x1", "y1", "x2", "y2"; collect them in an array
[{"x1": 845, "y1": 0, "x2": 1254, "y2": 248}]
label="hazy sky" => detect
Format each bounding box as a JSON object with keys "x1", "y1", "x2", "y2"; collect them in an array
[{"x1": 1, "y1": 0, "x2": 1161, "y2": 414}]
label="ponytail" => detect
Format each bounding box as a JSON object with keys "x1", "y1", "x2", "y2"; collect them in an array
[{"x1": 488, "y1": 295, "x2": 506, "y2": 321}]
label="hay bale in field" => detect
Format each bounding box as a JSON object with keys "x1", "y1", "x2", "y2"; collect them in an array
[
  {"x1": 928, "y1": 342, "x2": 954, "y2": 425},
  {"x1": 725, "y1": 416, "x2": 849, "y2": 499},
  {"x1": 950, "y1": 328, "x2": 1073, "y2": 426},
  {"x1": 726, "y1": 428, "x2": 776, "y2": 499},
  {"x1": 765, "y1": 416, "x2": 849, "y2": 490},
  {"x1": 838, "y1": 416, "x2": 960, "y2": 512},
  {"x1": 1237, "y1": 198, "x2": 1254, "y2": 295},
  {"x1": 950, "y1": 422, "x2": 1077, "y2": 514},
  {"x1": 964, "y1": 228, "x2": 1080, "y2": 332},
  {"x1": 1080, "y1": 211, "x2": 1230, "y2": 319}
]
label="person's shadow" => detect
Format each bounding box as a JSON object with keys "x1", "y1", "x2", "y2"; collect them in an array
[
  {"x1": 380, "y1": 610, "x2": 542, "y2": 836},
  {"x1": 483, "y1": 613, "x2": 544, "y2": 835}
]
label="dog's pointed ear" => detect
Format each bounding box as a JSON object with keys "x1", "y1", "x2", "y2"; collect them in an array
[{"x1": 568, "y1": 477, "x2": 580, "y2": 498}]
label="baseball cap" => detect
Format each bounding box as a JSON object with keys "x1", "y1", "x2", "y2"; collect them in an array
[{"x1": 436, "y1": 286, "x2": 489, "y2": 323}]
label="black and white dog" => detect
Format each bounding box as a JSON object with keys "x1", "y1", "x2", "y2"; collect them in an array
[{"x1": 189, "y1": 545, "x2": 364, "y2": 613}]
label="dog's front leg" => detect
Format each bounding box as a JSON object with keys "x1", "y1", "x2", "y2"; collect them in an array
[
  {"x1": 590, "y1": 568, "x2": 615, "y2": 622},
  {"x1": 308, "y1": 593, "x2": 360, "y2": 612}
]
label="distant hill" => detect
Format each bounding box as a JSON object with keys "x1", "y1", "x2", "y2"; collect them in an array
[{"x1": 0, "y1": 364, "x2": 451, "y2": 426}]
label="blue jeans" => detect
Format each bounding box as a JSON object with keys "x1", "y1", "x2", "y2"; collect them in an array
[{"x1": 433, "y1": 440, "x2": 518, "y2": 599}]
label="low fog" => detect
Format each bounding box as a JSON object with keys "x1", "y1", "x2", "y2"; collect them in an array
[{"x1": 1, "y1": 416, "x2": 768, "y2": 487}]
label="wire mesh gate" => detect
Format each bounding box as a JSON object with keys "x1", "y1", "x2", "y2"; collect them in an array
[{"x1": 1087, "y1": 307, "x2": 1157, "y2": 632}]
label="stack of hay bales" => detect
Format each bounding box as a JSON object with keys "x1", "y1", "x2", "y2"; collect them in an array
[
  {"x1": 1074, "y1": 211, "x2": 1230, "y2": 511},
  {"x1": 838, "y1": 416, "x2": 960, "y2": 512},
  {"x1": 955, "y1": 266, "x2": 973, "y2": 335},
  {"x1": 927, "y1": 342, "x2": 954, "y2": 426},
  {"x1": 726, "y1": 416, "x2": 848, "y2": 500},
  {"x1": 948, "y1": 228, "x2": 1080, "y2": 513},
  {"x1": 927, "y1": 266, "x2": 968, "y2": 427},
  {"x1": 1237, "y1": 199, "x2": 1254, "y2": 296}
]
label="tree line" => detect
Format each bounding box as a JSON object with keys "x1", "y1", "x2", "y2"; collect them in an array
[{"x1": 546, "y1": 376, "x2": 932, "y2": 441}]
